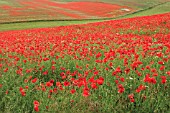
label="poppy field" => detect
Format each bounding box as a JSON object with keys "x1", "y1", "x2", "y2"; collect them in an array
[
  {"x1": 0, "y1": 13, "x2": 170, "y2": 112},
  {"x1": 0, "y1": 0, "x2": 169, "y2": 24},
  {"x1": 0, "y1": 0, "x2": 134, "y2": 23}
]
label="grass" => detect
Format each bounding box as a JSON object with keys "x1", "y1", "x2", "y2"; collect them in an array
[
  {"x1": 0, "y1": 20, "x2": 103, "y2": 31},
  {"x1": 0, "y1": 0, "x2": 11, "y2": 5},
  {"x1": 120, "y1": 2, "x2": 170, "y2": 18},
  {"x1": 0, "y1": 0, "x2": 18, "y2": 6}
]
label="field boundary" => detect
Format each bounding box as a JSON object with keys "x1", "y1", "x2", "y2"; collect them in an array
[{"x1": 0, "y1": 1, "x2": 169, "y2": 25}]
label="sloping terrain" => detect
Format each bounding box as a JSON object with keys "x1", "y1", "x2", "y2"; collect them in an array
[
  {"x1": 0, "y1": 0, "x2": 169, "y2": 23},
  {"x1": 0, "y1": 0, "x2": 134, "y2": 23},
  {"x1": 57, "y1": 0, "x2": 169, "y2": 9}
]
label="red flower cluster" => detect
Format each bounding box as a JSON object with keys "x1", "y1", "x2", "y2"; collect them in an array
[
  {"x1": 33, "y1": 100, "x2": 40, "y2": 112},
  {"x1": 19, "y1": 87, "x2": 26, "y2": 96},
  {"x1": 128, "y1": 94, "x2": 135, "y2": 103}
]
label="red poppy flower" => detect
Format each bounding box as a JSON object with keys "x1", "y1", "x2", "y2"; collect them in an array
[
  {"x1": 43, "y1": 71, "x2": 48, "y2": 75},
  {"x1": 0, "y1": 84, "x2": 2, "y2": 88},
  {"x1": 83, "y1": 89, "x2": 90, "y2": 97},
  {"x1": 21, "y1": 91, "x2": 26, "y2": 96},
  {"x1": 70, "y1": 89, "x2": 76, "y2": 94},
  {"x1": 96, "y1": 52, "x2": 102, "y2": 58},
  {"x1": 63, "y1": 81, "x2": 70, "y2": 86},
  {"x1": 97, "y1": 77, "x2": 104, "y2": 85},
  {"x1": 161, "y1": 76, "x2": 166, "y2": 84},
  {"x1": 46, "y1": 82, "x2": 53, "y2": 87},
  {"x1": 91, "y1": 83, "x2": 98, "y2": 89},
  {"x1": 120, "y1": 77, "x2": 125, "y2": 82},
  {"x1": 130, "y1": 99, "x2": 135, "y2": 103},
  {"x1": 33, "y1": 100, "x2": 40, "y2": 106},
  {"x1": 160, "y1": 66, "x2": 165, "y2": 71},
  {"x1": 31, "y1": 78, "x2": 38, "y2": 83},
  {"x1": 34, "y1": 106, "x2": 39, "y2": 112},
  {"x1": 128, "y1": 93, "x2": 134, "y2": 99},
  {"x1": 166, "y1": 71, "x2": 170, "y2": 76}
]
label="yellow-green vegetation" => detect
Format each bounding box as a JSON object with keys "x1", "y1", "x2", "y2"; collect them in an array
[
  {"x1": 0, "y1": 20, "x2": 103, "y2": 31},
  {"x1": 121, "y1": 2, "x2": 170, "y2": 18}
]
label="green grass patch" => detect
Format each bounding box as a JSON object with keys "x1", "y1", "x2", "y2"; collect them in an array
[
  {"x1": 0, "y1": 20, "x2": 103, "y2": 31},
  {"x1": 120, "y1": 2, "x2": 170, "y2": 18}
]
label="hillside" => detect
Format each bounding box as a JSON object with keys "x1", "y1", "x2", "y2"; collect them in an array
[{"x1": 0, "y1": 0, "x2": 169, "y2": 23}]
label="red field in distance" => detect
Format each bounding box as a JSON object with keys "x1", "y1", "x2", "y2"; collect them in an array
[{"x1": 0, "y1": 0, "x2": 134, "y2": 23}]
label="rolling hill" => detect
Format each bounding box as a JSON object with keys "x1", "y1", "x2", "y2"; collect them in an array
[{"x1": 0, "y1": 0, "x2": 169, "y2": 23}]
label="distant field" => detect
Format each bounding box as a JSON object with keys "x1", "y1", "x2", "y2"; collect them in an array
[
  {"x1": 0, "y1": 1, "x2": 170, "y2": 31},
  {"x1": 57, "y1": 0, "x2": 169, "y2": 9},
  {"x1": 0, "y1": 0, "x2": 170, "y2": 31},
  {"x1": 0, "y1": 0, "x2": 169, "y2": 23},
  {"x1": 0, "y1": 0, "x2": 135, "y2": 23}
]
